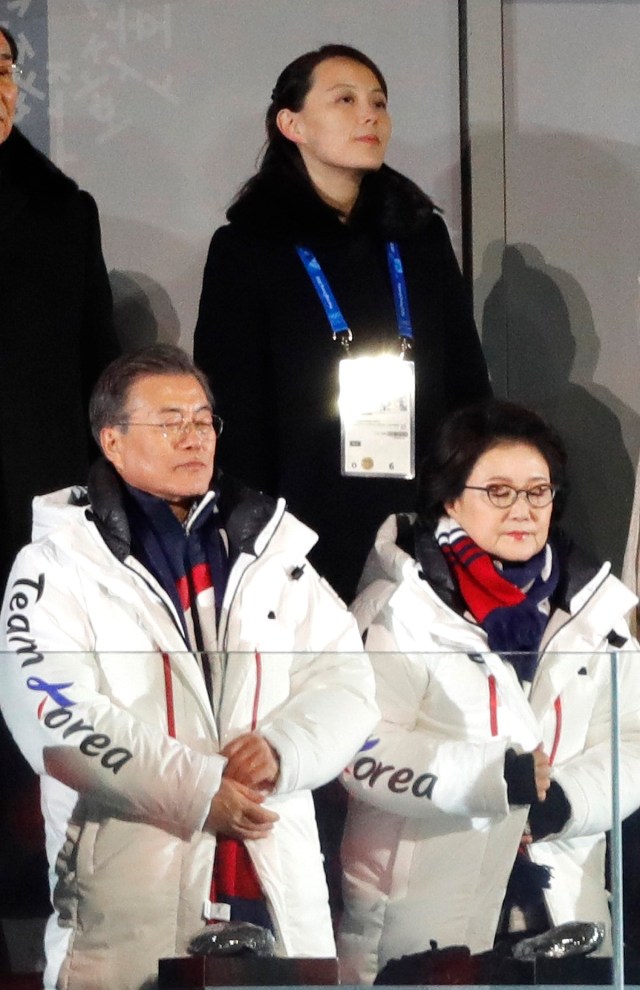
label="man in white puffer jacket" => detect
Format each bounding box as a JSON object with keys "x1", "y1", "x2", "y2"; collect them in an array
[{"x1": 0, "y1": 344, "x2": 377, "y2": 990}]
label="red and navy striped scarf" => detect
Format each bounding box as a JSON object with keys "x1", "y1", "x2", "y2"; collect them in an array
[
  {"x1": 435, "y1": 517, "x2": 559, "y2": 681},
  {"x1": 125, "y1": 486, "x2": 270, "y2": 928},
  {"x1": 125, "y1": 485, "x2": 228, "y2": 656}
]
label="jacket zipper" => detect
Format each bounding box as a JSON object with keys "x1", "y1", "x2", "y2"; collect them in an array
[
  {"x1": 488, "y1": 674, "x2": 498, "y2": 736},
  {"x1": 251, "y1": 652, "x2": 263, "y2": 730},
  {"x1": 162, "y1": 652, "x2": 177, "y2": 738},
  {"x1": 549, "y1": 696, "x2": 562, "y2": 766},
  {"x1": 218, "y1": 500, "x2": 288, "y2": 652}
]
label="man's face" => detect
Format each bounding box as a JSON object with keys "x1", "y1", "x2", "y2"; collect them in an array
[
  {"x1": 101, "y1": 374, "x2": 216, "y2": 515},
  {"x1": 0, "y1": 32, "x2": 17, "y2": 145}
]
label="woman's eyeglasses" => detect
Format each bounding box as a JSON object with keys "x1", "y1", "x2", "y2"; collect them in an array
[{"x1": 463, "y1": 484, "x2": 558, "y2": 508}]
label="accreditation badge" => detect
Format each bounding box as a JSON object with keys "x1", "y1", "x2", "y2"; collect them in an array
[{"x1": 339, "y1": 355, "x2": 415, "y2": 479}]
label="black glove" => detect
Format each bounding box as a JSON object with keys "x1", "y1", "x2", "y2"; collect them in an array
[
  {"x1": 504, "y1": 748, "x2": 537, "y2": 805},
  {"x1": 527, "y1": 780, "x2": 571, "y2": 840}
]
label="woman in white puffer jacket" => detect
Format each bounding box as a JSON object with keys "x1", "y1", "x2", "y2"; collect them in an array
[{"x1": 338, "y1": 399, "x2": 640, "y2": 984}]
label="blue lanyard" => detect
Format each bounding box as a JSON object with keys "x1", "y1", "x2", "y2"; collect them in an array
[{"x1": 296, "y1": 242, "x2": 414, "y2": 350}]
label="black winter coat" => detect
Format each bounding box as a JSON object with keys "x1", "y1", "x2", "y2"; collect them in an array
[
  {"x1": 0, "y1": 127, "x2": 118, "y2": 589},
  {"x1": 194, "y1": 164, "x2": 491, "y2": 601}
]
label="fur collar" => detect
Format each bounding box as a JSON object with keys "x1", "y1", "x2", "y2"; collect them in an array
[
  {"x1": 0, "y1": 126, "x2": 78, "y2": 200},
  {"x1": 227, "y1": 162, "x2": 437, "y2": 243}
]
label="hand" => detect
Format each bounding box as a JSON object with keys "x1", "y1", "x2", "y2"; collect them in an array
[
  {"x1": 222, "y1": 732, "x2": 280, "y2": 792},
  {"x1": 205, "y1": 777, "x2": 279, "y2": 840},
  {"x1": 532, "y1": 744, "x2": 551, "y2": 803}
]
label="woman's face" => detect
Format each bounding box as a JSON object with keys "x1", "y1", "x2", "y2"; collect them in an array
[
  {"x1": 0, "y1": 32, "x2": 17, "y2": 145},
  {"x1": 279, "y1": 56, "x2": 391, "y2": 180},
  {"x1": 445, "y1": 441, "x2": 554, "y2": 562}
]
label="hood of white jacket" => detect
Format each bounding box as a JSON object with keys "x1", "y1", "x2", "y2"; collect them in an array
[{"x1": 31, "y1": 485, "x2": 89, "y2": 543}]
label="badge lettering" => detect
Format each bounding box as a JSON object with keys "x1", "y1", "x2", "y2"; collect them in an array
[
  {"x1": 352, "y1": 756, "x2": 438, "y2": 800},
  {"x1": 78, "y1": 734, "x2": 110, "y2": 756},
  {"x1": 101, "y1": 749, "x2": 133, "y2": 773},
  {"x1": 27, "y1": 676, "x2": 76, "y2": 709},
  {"x1": 14, "y1": 574, "x2": 45, "y2": 602},
  {"x1": 8, "y1": 592, "x2": 28, "y2": 611},
  {"x1": 6, "y1": 573, "x2": 46, "y2": 667},
  {"x1": 43, "y1": 708, "x2": 133, "y2": 774},
  {"x1": 44, "y1": 708, "x2": 73, "y2": 730}
]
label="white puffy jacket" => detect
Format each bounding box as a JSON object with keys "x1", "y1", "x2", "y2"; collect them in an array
[
  {"x1": 0, "y1": 468, "x2": 377, "y2": 990},
  {"x1": 338, "y1": 514, "x2": 640, "y2": 984}
]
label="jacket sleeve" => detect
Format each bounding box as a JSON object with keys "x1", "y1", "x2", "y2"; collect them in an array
[
  {"x1": 258, "y1": 573, "x2": 379, "y2": 794},
  {"x1": 550, "y1": 640, "x2": 640, "y2": 839},
  {"x1": 78, "y1": 191, "x2": 119, "y2": 407},
  {"x1": 0, "y1": 546, "x2": 224, "y2": 836},
  {"x1": 194, "y1": 225, "x2": 277, "y2": 494},
  {"x1": 341, "y1": 615, "x2": 510, "y2": 821}
]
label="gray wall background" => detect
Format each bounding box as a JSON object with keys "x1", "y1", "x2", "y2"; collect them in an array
[
  {"x1": 472, "y1": 0, "x2": 640, "y2": 572},
  {"x1": 4, "y1": 0, "x2": 640, "y2": 574}
]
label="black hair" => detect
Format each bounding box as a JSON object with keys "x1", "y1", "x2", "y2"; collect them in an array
[
  {"x1": 416, "y1": 399, "x2": 568, "y2": 531},
  {"x1": 232, "y1": 44, "x2": 387, "y2": 202},
  {"x1": 89, "y1": 344, "x2": 214, "y2": 444},
  {"x1": 0, "y1": 26, "x2": 18, "y2": 62}
]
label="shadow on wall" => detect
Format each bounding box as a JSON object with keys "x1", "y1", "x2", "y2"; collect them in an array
[
  {"x1": 481, "y1": 243, "x2": 639, "y2": 575},
  {"x1": 110, "y1": 270, "x2": 181, "y2": 352}
]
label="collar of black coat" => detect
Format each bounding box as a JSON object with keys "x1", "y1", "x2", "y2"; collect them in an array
[
  {"x1": 78, "y1": 457, "x2": 278, "y2": 565},
  {"x1": 405, "y1": 514, "x2": 603, "y2": 618},
  {"x1": 0, "y1": 126, "x2": 78, "y2": 199},
  {"x1": 226, "y1": 161, "x2": 437, "y2": 243}
]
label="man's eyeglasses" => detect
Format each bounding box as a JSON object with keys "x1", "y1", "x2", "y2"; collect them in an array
[
  {"x1": 115, "y1": 415, "x2": 223, "y2": 442},
  {"x1": 0, "y1": 62, "x2": 23, "y2": 87},
  {"x1": 463, "y1": 484, "x2": 558, "y2": 509}
]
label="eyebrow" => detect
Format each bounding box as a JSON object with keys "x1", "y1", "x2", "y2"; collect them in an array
[
  {"x1": 482, "y1": 475, "x2": 550, "y2": 484},
  {"x1": 326, "y1": 82, "x2": 386, "y2": 95},
  {"x1": 154, "y1": 404, "x2": 212, "y2": 414}
]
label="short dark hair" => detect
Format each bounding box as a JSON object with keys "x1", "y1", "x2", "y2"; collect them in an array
[
  {"x1": 89, "y1": 344, "x2": 214, "y2": 443},
  {"x1": 417, "y1": 399, "x2": 568, "y2": 531},
  {"x1": 0, "y1": 26, "x2": 18, "y2": 62},
  {"x1": 232, "y1": 44, "x2": 387, "y2": 202}
]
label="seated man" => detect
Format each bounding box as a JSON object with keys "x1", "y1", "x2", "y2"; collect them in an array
[{"x1": 0, "y1": 344, "x2": 377, "y2": 990}]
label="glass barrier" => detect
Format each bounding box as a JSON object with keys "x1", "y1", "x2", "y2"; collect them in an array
[{"x1": 0, "y1": 649, "x2": 638, "y2": 989}]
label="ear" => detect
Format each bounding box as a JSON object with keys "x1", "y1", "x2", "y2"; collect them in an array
[
  {"x1": 100, "y1": 426, "x2": 125, "y2": 472},
  {"x1": 443, "y1": 498, "x2": 459, "y2": 523},
  {"x1": 276, "y1": 107, "x2": 304, "y2": 145}
]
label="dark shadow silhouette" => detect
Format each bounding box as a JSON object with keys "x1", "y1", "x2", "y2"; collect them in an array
[
  {"x1": 110, "y1": 270, "x2": 181, "y2": 352},
  {"x1": 482, "y1": 243, "x2": 640, "y2": 955},
  {"x1": 482, "y1": 243, "x2": 639, "y2": 576}
]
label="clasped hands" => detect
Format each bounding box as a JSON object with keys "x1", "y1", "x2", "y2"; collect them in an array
[
  {"x1": 521, "y1": 744, "x2": 551, "y2": 846},
  {"x1": 205, "y1": 732, "x2": 281, "y2": 841}
]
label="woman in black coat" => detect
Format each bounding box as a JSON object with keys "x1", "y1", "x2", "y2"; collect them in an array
[{"x1": 194, "y1": 43, "x2": 490, "y2": 602}]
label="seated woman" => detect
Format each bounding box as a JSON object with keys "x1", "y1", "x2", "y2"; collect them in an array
[{"x1": 339, "y1": 399, "x2": 640, "y2": 985}]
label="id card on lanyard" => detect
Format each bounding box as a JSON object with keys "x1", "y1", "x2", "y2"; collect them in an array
[{"x1": 296, "y1": 242, "x2": 416, "y2": 479}]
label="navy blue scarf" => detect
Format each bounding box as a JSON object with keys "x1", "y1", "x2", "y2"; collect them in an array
[{"x1": 125, "y1": 485, "x2": 229, "y2": 653}]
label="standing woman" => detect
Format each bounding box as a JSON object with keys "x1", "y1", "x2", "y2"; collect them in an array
[{"x1": 194, "y1": 44, "x2": 491, "y2": 603}]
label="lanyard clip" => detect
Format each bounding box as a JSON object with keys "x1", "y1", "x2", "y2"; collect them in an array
[
  {"x1": 333, "y1": 328, "x2": 353, "y2": 352},
  {"x1": 400, "y1": 336, "x2": 413, "y2": 355}
]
